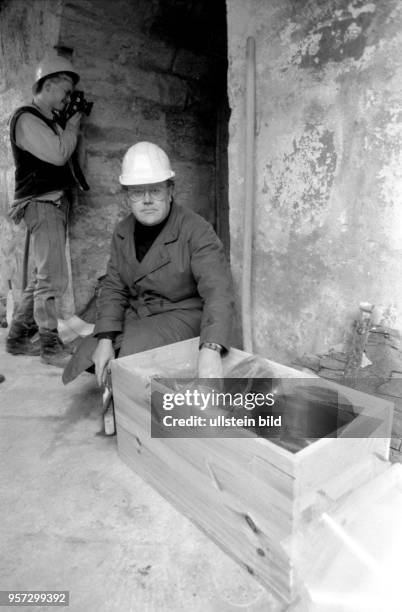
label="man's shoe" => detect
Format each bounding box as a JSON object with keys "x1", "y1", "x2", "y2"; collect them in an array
[
  {"x1": 39, "y1": 329, "x2": 72, "y2": 368},
  {"x1": 6, "y1": 321, "x2": 40, "y2": 356},
  {"x1": 0, "y1": 374, "x2": 5, "y2": 383}
]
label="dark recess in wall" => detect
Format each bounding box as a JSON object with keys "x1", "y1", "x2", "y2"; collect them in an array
[
  {"x1": 150, "y1": 0, "x2": 230, "y2": 249},
  {"x1": 151, "y1": 0, "x2": 225, "y2": 55},
  {"x1": 151, "y1": 0, "x2": 228, "y2": 100},
  {"x1": 0, "y1": 0, "x2": 10, "y2": 13}
]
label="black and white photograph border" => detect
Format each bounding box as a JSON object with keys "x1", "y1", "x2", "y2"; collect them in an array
[{"x1": 1, "y1": 1, "x2": 402, "y2": 611}]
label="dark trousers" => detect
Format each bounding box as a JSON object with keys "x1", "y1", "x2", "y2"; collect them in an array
[
  {"x1": 13, "y1": 197, "x2": 69, "y2": 332},
  {"x1": 62, "y1": 308, "x2": 202, "y2": 384}
]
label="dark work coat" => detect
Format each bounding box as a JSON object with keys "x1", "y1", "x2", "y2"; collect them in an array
[{"x1": 62, "y1": 202, "x2": 235, "y2": 383}]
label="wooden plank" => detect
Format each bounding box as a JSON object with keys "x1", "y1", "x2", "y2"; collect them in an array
[
  {"x1": 294, "y1": 437, "x2": 390, "y2": 505},
  {"x1": 112, "y1": 364, "x2": 298, "y2": 477},
  {"x1": 294, "y1": 454, "x2": 389, "y2": 521},
  {"x1": 117, "y1": 438, "x2": 293, "y2": 578},
  {"x1": 114, "y1": 336, "x2": 311, "y2": 380},
  {"x1": 117, "y1": 424, "x2": 296, "y2": 603},
  {"x1": 115, "y1": 401, "x2": 295, "y2": 537}
]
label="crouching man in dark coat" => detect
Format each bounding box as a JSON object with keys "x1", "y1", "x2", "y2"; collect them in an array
[{"x1": 63, "y1": 141, "x2": 234, "y2": 385}]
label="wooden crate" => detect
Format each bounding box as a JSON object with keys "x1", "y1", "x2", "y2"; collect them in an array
[{"x1": 111, "y1": 338, "x2": 393, "y2": 606}]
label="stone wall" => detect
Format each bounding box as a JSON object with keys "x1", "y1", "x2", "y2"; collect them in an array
[
  {"x1": 227, "y1": 0, "x2": 402, "y2": 363},
  {"x1": 0, "y1": 0, "x2": 63, "y2": 298},
  {"x1": 0, "y1": 0, "x2": 227, "y2": 312}
]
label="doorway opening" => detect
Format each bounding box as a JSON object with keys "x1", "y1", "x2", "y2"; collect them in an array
[{"x1": 150, "y1": 0, "x2": 230, "y2": 253}]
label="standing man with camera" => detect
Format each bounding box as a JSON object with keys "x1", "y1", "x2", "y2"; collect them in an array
[{"x1": 7, "y1": 53, "x2": 87, "y2": 367}]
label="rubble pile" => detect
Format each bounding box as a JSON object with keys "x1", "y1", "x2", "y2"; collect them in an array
[{"x1": 299, "y1": 325, "x2": 402, "y2": 463}]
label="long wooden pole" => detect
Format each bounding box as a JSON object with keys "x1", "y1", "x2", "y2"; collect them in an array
[{"x1": 242, "y1": 37, "x2": 256, "y2": 353}]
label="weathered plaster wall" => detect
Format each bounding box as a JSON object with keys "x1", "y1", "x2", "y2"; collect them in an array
[
  {"x1": 0, "y1": 0, "x2": 63, "y2": 297},
  {"x1": 227, "y1": 0, "x2": 402, "y2": 363}
]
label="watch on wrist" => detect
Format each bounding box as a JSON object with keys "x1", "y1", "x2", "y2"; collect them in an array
[{"x1": 200, "y1": 342, "x2": 223, "y2": 354}]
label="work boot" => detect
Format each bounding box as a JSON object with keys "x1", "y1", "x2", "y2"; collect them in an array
[
  {"x1": 39, "y1": 329, "x2": 72, "y2": 368},
  {"x1": 6, "y1": 321, "x2": 40, "y2": 356}
]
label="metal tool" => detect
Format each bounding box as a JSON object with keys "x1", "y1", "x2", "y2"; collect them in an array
[
  {"x1": 343, "y1": 302, "x2": 374, "y2": 386},
  {"x1": 102, "y1": 369, "x2": 116, "y2": 436},
  {"x1": 6, "y1": 279, "x2": 14, "y2": 327}
]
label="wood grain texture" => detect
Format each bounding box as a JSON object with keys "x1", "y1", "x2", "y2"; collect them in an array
[{"x1": 111, "y1": 337, "x2": 393, "y2": 605}]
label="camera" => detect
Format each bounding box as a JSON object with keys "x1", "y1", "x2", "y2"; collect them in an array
[{"x1": 57, "y1": 90, "x2": 93, "y2": 127}]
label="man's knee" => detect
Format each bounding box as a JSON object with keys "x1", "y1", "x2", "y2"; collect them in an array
[
  {"x1": 34, "y1": 271, "x2": 68, "y2": 299},
  {"x1": 53, "y1": 274, "x2": 69, "y2": 297}
]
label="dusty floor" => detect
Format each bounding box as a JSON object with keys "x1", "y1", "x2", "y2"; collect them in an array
[{"x1": 0, "y1": 329, "x2": 280, "y2": 612}]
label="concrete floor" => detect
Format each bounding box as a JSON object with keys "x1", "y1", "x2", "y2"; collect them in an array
[{"x1": 0, "y1": 329, "x2": 280, "y2": 612}]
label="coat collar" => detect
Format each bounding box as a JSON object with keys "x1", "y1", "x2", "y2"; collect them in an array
[
  {"x1": 115, "y1": 201, "x2": 180, "y2": 244},
  {"x1": 115, "y1": 202, "x2": 180, "y2": 283}
]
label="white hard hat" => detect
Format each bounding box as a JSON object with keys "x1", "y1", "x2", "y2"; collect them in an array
[
  {"x1": 33, "y1": 53, "x2": 80, "y2": 94},
  {"x1": 119, "y1": 142, "x2": 175, "y2": 186}
]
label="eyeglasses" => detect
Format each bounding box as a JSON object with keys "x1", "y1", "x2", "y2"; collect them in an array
[{"x1": 128, "y1": 186, "x2": 167, "y2": 202}]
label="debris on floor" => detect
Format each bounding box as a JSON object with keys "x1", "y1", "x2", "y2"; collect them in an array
[{"x1": 297, "y1": 305, "x2": 402, "y2": 463}]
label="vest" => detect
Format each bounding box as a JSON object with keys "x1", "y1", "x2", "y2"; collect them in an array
[{"x1": 10, "y1": 105, "x2": 88, "y2": 200}]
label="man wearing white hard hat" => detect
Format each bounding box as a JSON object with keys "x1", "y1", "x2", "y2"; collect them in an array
[
  {"x1": 6, "y1": 52, "x2": 88, "y2": 367},
  {"x1": 63, "y1": 141, "x2": 234, "y2": 385}
]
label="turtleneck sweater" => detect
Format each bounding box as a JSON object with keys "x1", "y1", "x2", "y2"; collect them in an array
[{"x1": 134, "y1": 211, "x2": 169, "y2": 262}]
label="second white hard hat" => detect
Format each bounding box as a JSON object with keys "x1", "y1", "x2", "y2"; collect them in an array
[
  {"x1": 119, "y1": 142, "x2": 175, "y2": 186},
  {"x1": 33, "y1": 53, "x2": 80, "y2": 94}
]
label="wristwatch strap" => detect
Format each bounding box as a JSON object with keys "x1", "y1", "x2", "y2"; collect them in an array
[
  {"x1": 96, "y1": 332, "x2": 117, "y2": 341},
  {"x1": 200, "y1": 342, "x2": 223, "y2": 354}
]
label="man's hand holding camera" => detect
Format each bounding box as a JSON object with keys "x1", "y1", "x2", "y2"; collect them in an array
[
  {"x1": 56, "y1": 90, "x2": 93, "y2": 129},
  {"x1": 66, "y1": 111, "x2": 82, "y2": 129}
]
